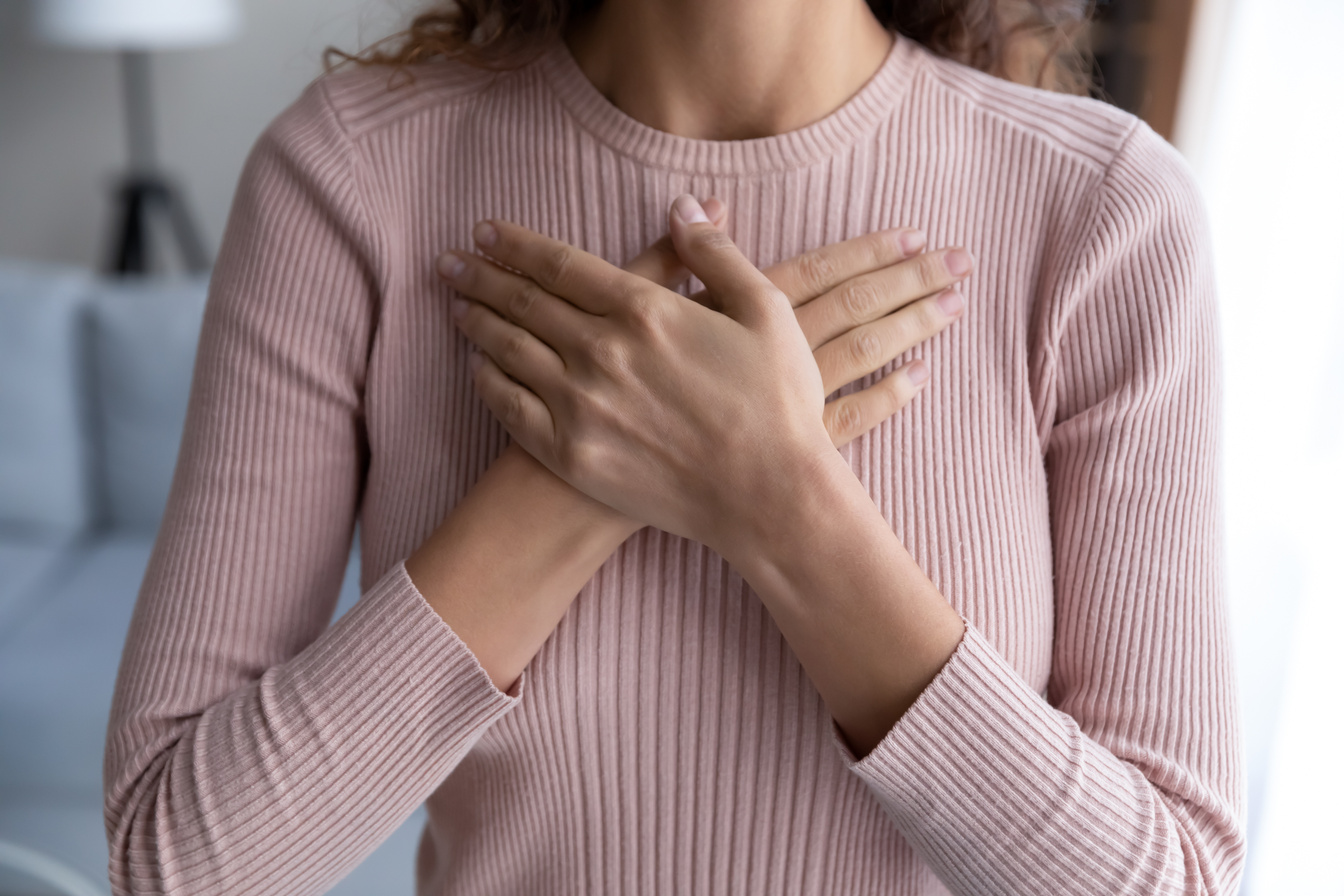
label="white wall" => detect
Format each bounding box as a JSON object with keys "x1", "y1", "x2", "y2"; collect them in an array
[
  {"x1": 1198, "y1": 0, "x2": 1344, "y2": 890},
  {"x1": 0, "y1": 0, "x2": 416, "y2": 271}
]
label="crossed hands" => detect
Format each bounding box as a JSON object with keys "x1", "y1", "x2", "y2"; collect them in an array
[{"x1": 436, "y1": 194, "x2": 971, "y2": 564}]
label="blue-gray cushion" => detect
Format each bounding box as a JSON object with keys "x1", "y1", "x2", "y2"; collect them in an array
[
  {"x1": 0, "y1": 537, "x2": 76, "y2": 637},
  {"x1": 87, "y1": 275, "x2": 209, "y2": 532},
  {"x1": 0, "y1": 535, "x2": 374, "y2": 893},
  {"x1": 0, "y1": 535, "x2": 152, "y2": 798},
  {"x1": 0, "y1": 532, "x2": 361, "y2": 796},
  {"x1": 0, "y1": 262, "x2": 95, "y2": 537}
]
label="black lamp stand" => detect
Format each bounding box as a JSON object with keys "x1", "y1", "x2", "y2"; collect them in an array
[{"x1": 106, "y1": 50, "x2": 209, "y2": 275}]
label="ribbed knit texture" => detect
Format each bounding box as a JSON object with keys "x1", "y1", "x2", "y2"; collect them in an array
[{"x1": 102, "y1": 32, "x2": 1246, "y2": 895}]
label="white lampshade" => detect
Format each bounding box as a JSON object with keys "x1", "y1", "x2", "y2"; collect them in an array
[{"x1": 31, "y1": 0, "x2": 241, "y2": 50}]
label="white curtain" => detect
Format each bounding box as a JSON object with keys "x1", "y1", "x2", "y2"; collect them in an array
[{"x1": 1194, "y1": 0, "x2": 1344, "y2": 891}]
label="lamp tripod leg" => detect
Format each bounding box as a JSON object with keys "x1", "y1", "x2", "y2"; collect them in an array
[
  {"x1": 108, "y1": 180, "x2": 149, "y2": 274},
  {"x1": 163, "y1": 185, "x2": 210, "y2": 273},
  {"x1": 105, "y1": 177, "x2": 211, "y2": 275}
]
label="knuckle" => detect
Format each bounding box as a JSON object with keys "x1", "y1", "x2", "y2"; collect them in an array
[
  {"x1": 833, "y1": 398, "x2": 864, "y2": 438},
  {"x1": 848, "y1": 329, "x2": 885, "y2": 369},
  {"x1": 914, "y1": 253, "x2": 944, "y2": 292},
  {"x1": 757, "y1": 285, "x2": 791, "y2": 319},
  {"x1": 919, "y1": 297, "x2": 948, "y2": 331},
  {"x1": 796, "y1": 249, "x2": 837, "y2": 294},
  {"x1": 694, "y1": 228, "x2": 737, "y2": 254},
  {"x1": 456, "y1": 301, "x2": 479, "y2": 331},
  {"x1": 501, "y1": 330, "x2": 529, "y2": 366},
  {"x1": 566, "y1": 388, "x2": 607, "y2": 439},
  {"x1": 839, "y1": 279, "x2": 883, "y2": 322},
  {"x1": 884, "y1": 373, "x2": 913, "y2": 413},
  {"x1": 556, "y1": 429, "x2": 598, "y2": 477},
  {"x1": 507, "y1": 282, "x2": 540, "y2": 322},
  {"x1": 540, "y1": 245, "x2": 574, "y2": 289},
  {"x1": 885, "y1": 312, "x2": 917, "y2": 348},
  {"x1": 583, "y1": 331, "x2": 626, "y2": 373},
  {"x1": 502, "y1": 388, "x2": 527, "y2": 428},
  {"x1": 872, "y1": 231, "x2": 904, "y2": 264},
  {"x1": 621, "y1": 289, "x2": 660, "y2": 333}
]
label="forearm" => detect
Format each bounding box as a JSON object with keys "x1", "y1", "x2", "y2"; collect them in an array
[
  {"x1": 106, "y1": 560, "x2": 535, "y2": 895},
  {"x1": 728, "y1": 451, "x2": 965, "y2": 757},
  {"x1": 406, "y1": 442, "x2": 642, "y2": 692}
]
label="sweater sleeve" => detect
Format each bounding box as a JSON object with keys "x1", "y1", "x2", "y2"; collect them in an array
[
  {"x1": 826, "y1": 122, "x2": 1247, "y2": 894},
  {"x1": 102, "y1": 78, "x2": 522, "y2": 896}
]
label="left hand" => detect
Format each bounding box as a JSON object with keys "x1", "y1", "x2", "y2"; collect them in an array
[{"x1": 439, "y1": 194, "x2": 840, "y2": 564}]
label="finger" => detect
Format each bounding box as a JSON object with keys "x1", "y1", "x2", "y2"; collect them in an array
[
  {"x1": 622, "y1": 198, "x2": 728, "y2": 290},
  {"x1": 668, "y1": 193, "x2": 781, "y2": 324},
  {"x1": 823, "y1": 361, "x2": 930, "y2": 448},
  {"x1": 685, "y1": 226, "x2": 926, "y2": 313},
  {"x1": 439, "y1": 249, "x2": 591, "y2": 354},
  {"x1": 454, "y1": 298, "x2": 567, "y2": 404},
  {"x1": 470, "y1": 218, "x2": 632, "y2": 315},
  {"x1": 468, "y1": 350, "x2": 557, "y2": 462},
  {"x1": 813, "y1": 288, "x2": 964, "y2": 394},
  {"x1": 797, "y1": 247, "x2": 974, "y2": 350},
  {"x1": 766, "y1": 228, "x2": 926, "y2": 308}
]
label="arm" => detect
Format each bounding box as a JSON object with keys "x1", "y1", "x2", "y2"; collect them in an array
[
  {"x1": 427, "y1": 216, "x2": 975, "y2": 693},
  {"x1": 406, "y1": 443, "x2": 640, "y2": 694},
  {"x1": 101, "y1": 81, "x2": 547, "y2": 895},
  {"x1": 737, "y1": 124, "x2": 1246, "y2": 895},
  {"x1": 102, "y1": 107, "x2": 949, "y2": 896},
  {"x1": 437, "y1": 184, "x2": 1242, "y2": 893}
]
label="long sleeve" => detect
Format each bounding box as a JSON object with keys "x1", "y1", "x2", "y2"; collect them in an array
[
  {"x1": 102, "y1": 79, "x2": 522, "y2": 896},
  {"x1": 827, "y1": 122, "x2": 1247, "y2": 894}
]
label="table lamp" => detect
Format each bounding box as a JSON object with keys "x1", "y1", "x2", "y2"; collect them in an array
[{"x1": 31, "y1": 0, "x2": 242, "y2": 274}]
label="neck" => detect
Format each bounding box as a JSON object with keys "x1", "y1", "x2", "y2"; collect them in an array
[{"x1": 561, "y1": 0, "x2": 895, "y2": 141}]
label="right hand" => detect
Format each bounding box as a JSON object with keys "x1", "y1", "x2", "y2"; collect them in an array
[{"x1": 488, "y1": 195, "x2": 970, "y2": 480}]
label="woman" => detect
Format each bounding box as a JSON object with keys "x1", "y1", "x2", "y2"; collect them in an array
[{"x1": 103, "y1": 0, "x2": 1247, "y2": 893}]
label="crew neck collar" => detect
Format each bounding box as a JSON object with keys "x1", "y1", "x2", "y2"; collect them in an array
[{"x1": 532, "y1": 30, "x2": 921, "y2": 176}]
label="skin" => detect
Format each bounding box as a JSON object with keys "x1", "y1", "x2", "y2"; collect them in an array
[
  {"x1": 408, "y1": 0, "x2": 972, "y2": 757},
  {"x1": 409, "y1": 200, "x2": 969, "y2": 700}
]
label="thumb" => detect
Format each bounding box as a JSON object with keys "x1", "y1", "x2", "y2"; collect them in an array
[
  {"x1": 622, "y1": 197, "x2": 726, "y2": 290},
  {"x1": 669, "y1": 193, "x2": 781, "y2": 323}
]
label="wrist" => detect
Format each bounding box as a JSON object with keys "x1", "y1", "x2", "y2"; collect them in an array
[
  {"x1": 407, "y1": 442, "x2": 640, "y2": 691},
  {"x1": 499, "y1": 441, "x2": 641, "y2": 540},
  {"x1": 718, "y1": 448, "x2": 966, "y2": 754},
  {"x1": 717, "y1": 439, "x2": 866, "y2": 577}
]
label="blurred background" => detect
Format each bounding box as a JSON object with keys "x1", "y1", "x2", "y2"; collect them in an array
[{"x1": 0, "y1": 0, "x2": 1339, "y2": 893}]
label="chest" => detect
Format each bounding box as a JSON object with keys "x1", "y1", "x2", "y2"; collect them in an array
[{"x1": 355, "y1": 149, "x2": 1059, "y2": 696}]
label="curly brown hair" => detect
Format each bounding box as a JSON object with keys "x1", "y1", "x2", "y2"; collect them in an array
[{"x1": 327, "y1": 0, "x2": 1095, "y2": 95}]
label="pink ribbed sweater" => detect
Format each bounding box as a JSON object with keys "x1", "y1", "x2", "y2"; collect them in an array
[{"x1": 103, "y1": 32, "x2": 1246, "y2": 896}]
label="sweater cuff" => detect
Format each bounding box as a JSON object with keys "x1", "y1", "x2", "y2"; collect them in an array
[
  {"x1": 288, "y1": 560, "x2": 525, "y2": 749},
  {"x1": 828, "y1": 615, "x2": 1073, "y2": 839}
]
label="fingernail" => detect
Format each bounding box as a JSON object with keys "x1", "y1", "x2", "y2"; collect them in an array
[
  {"x1": 673, "y1": 193, "x2": 710, "y2": 225},
  {"x1": 944, "y1": 249, "x2": 973, "y2": 277},
  {"x1": 468, "y1": 352, "x2": 484, "y2": 373},
  {"x1": 899, "y1": 230, "x2": 926, "y2": 254},
  {"x1": 473, "y1": 221, "x2": 498, "y2": 248},
  {"x1": 450, "y1": 298, "x2": 468, "y2": 320},
  {"x1": 703, "y1": 196, "x2": 726, "y2": 222},
  {"x1": 907, "y1": 362, "x2": 930, "y2": 386},
  {"x1": 937, "y1": 289, "x2": 964, "y2": 316},
  {"x1": 438, "y1": 252, "x2": 465, "y2": 280}
]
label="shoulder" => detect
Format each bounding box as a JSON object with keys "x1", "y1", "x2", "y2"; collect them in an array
[
  {"x1": 259, "y1": 54, "x2": 520, "y2": 155},
  {"x1": 907, "y1": 43, "x2": 1208, "y2": 258},
  {"x1": 906, "y1": 38, "x2": 1186, "y2": 185}
]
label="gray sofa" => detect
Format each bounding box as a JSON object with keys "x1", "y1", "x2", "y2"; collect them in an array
[{"x1": 0, "y1": 261, "x2": 424, "y2": 894}]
